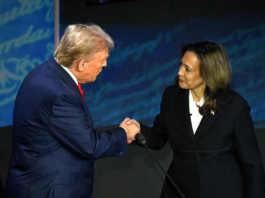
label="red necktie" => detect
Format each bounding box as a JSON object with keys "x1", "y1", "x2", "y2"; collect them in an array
[{"x1": 78, "y1": 83, "x2": 85, "y2": 101}]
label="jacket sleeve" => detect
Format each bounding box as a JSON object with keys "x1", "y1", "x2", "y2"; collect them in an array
[
  {"x1": 140, "y1": 88, "x2": 169, "y2": 150},
  {"x1": 49, "y1": 93, "x2": 127, "y2": 159},
  {"x1": 234, "y1": 99, "x2": 265, "y2": 198}
]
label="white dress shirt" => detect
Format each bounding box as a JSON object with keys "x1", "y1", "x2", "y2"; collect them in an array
[{"x1": 189, "y1": 90, "x2": 204, "y2": 134}]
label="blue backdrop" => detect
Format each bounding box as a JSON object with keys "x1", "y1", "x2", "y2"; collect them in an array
[
  {"x1": 79, "y1": 11, "x2": 265, "y2": 128},
  {"x1": 0, "y1": 0, "x2": 54, "y2": 127},
  {"x1": 1, "y1": 0, "x2": 265, "y2": 129}
]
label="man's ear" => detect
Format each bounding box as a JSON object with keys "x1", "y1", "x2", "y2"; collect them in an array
[{"x1": 77, "y1": 60, "x2": 86, "y2": 72}]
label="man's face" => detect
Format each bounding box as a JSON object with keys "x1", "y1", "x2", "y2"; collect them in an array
[{"x1": 80, "y1": 48, "x2": 109, "y2": 83}]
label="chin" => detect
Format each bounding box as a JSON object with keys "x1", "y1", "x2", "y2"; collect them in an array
[
  {"x1": 179, "y1": 83, "x2": 187, "y2": 90},
  {"x1": 178, "y1": 82, "x2": 183, "y2": 88},
  {"x1": 89, "y1": 77, "x2": 97, "y2": 82}
]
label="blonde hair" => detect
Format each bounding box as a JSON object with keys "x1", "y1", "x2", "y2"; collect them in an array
[{"x1": 54, "y1": 24, "x2": 114, "y2": 67}]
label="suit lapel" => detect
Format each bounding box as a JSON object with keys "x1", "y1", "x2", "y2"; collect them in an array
[
  {"x1": 47, "y1": 58, "x2": 94, "y2": 127},
  {"x1": 174, "y1": 89, "x2": 195, "y2": 140},
  {"x1": 194, "y1": 101, "x2": 225, "y2": 139},
  {"x1": 47, "y1": 58, "x2": 94, "y2": 128},
  {"x1": 194, "y1": 113, "x2": 218, "y2": 139},
  {"x1": 47, "y1": 58, "x2": 83, "y2": 100}
]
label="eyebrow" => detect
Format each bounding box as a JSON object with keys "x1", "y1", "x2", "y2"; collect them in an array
[
  {"x1": 180, "y1": 60, "x2": 193, "y2": 71},
  {"x1": 101, "y1": 54, "x2": 109, "y2": 61}
]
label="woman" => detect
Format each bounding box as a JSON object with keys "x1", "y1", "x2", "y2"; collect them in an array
[{"x1": 131, "y1": 40, "x2": 265, "y2": 198}]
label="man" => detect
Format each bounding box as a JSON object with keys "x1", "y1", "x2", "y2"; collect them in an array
[{"x1": 5, "y1": 24, "x2": 140, "y2": 198}]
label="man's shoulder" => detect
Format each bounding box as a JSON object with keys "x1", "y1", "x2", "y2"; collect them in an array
[{"x1": 26, "y1": 58, "x2": 55, "y2": 77}]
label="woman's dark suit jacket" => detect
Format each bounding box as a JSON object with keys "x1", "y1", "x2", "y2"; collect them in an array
[{"x1": 140, "y1": 85, "x2": 265, "y2": 198}]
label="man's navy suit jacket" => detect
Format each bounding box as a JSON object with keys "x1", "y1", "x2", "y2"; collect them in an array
[{"x1": 5, "y1": 58, "x2": 127, "y2": 198}]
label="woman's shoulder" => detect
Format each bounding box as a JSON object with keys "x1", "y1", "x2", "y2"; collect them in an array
[
  {"x1": 162, "y1": 84, "x2": 188, "y2": 102},
  {"x1": 232, "y1": 92, "x2": 249, "y2": 106},
  {"x1": 221, "y1": 90, "x2": 249, "y2": 108},
  {"x1": 164, "y1": 84, "x2": 187, "y2": 94}
]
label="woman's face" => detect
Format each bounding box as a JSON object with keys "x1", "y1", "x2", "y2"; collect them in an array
[{"x1": 178, "y1": 51, "x2": 205, "y2": 93}]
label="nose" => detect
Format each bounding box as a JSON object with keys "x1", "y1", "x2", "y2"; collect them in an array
[
  {"x1": 102, "y1": 60, "x2": 107, "y2": 67},
  {"x1": 178, "y1": 65, "x2": 184, "y2": 76}
]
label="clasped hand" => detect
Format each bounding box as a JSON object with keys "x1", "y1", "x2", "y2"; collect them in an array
[{"x1": 120, "y1": 118, "x2": 140, "y2": 143}]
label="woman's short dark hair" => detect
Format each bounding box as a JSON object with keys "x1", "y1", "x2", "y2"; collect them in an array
[{"x1": 176, "y1": 40, "x2": 235, "y2": 115}]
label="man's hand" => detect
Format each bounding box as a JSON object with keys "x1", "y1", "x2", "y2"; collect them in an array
[
  {"x1": 126, "y1": 119, "x2": 140, "y2": 128},
  {"x1": 120, "y1": 118, "x2": 140, "y2": 143}
]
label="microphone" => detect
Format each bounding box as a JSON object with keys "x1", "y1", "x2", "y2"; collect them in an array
[
  {"x1": 135, "y1": 133, "x2": 186, "y2": 198},
  {"x1": 135, "y1": 133, "x2": 146, "y2": 145}
]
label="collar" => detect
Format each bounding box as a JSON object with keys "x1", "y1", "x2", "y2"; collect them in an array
[
  {"x1": 54, "y1": 57, "x2": 78, "y2": 85},
  {"x1": 189, "y1": 90, "x2": 204, "y2": 107}
]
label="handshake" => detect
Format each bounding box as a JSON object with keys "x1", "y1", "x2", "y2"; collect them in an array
[{"x1": 120, "y1": 118, "x2": 140, "y2": 144}]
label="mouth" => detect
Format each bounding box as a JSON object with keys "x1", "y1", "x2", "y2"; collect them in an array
[{"x1": 179, "y1": 79, "x2": 184, "y2": 82}]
